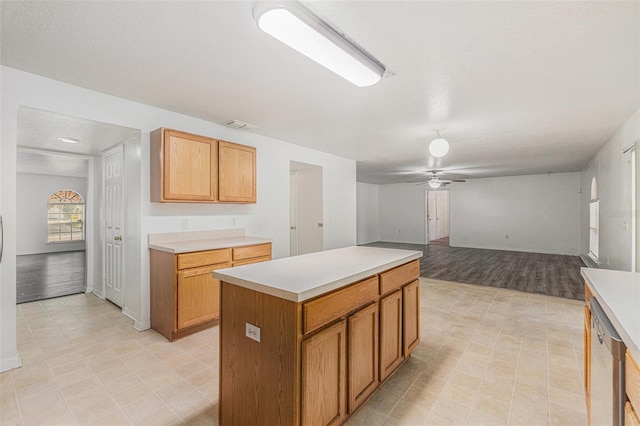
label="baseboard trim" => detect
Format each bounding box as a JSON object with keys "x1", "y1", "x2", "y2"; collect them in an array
[
  {"x1": 0, "y1": 352, "x2": 22, "y2": 373},
  {"x1": 122, "y1": 307, "x2": 150, "y2": 331},
  {"x1": 133, "y1": 320, "x2": 151, "y2": 331},
  {"x1": 580, "y1": 254, "x2": 603, "y2": 269}
]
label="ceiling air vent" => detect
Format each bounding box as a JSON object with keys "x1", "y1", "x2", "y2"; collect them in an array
[{"x1": 223, "y1": 119, "x2": 259, "y2": 130}]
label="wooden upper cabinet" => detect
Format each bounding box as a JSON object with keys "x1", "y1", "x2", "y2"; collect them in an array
[
  {"x1": 151, "y1": 128, "x2": 218, "y2": 202},
  {"x1": 150, "y1": 128, "x2": 256, "y2": 203},
  {"x1": 218, "y1": 141, "x2": 256, "y2": 203}
]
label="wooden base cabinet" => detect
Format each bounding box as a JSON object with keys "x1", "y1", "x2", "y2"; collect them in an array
[
  {"x1": 627, "y1": 351, "x2": 640, "y2": 426},
  {"x1": 583, "y1": 283, "x2": 593, "y2": 419},
  {"x1": 219, "y1": 259, "x2": 420, "y2": 425},
  {"x1": 302, "y1": 320, "x2": 347, "y2": 426},
  {"x1": 379, "y1": 290, "x2": 403, "y2": 381},
  {"x1": 403, "y1": 280, "x2": 420, "y2": 355},
  {"x1": 348, "y1": 303, "x2": 379, "y2": 413},
  {"x1": 177, "y1": 264, "x2": 227, "y2": 330},
  {"x1": 150, "y1": 243, "x2": 271, "y2": 341}
]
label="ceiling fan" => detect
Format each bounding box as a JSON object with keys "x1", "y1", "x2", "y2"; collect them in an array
[{"x1": 418, "y1": 170, "x2": 466, "y2": 188}]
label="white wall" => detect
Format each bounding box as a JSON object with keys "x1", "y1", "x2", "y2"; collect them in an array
[
  {"x1": 356, "y1": 182, "x2": 379, "y2": 244},
  {"x1": 17, "y1": 173, "x2": 87, "y2": 255},
  {"x1": 378, "y1": 183, "x2": 427, "y2": 244},
  {"x1": 580, "y1": 108, "x2": 639, "y2": 271},
  {"x1": 450, "y1": 173, "x2": 581, "y2": 255},
  {"x1": 1, "y1": 66, "x2": 357, "y2": 372}
]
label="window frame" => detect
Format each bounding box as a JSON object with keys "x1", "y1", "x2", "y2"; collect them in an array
[
  {"x1": 589, "y1": 199, "x2": 599, "y2": 260},
  {"x1": 47, "y1": 190, "x2": 86, "y2": 243}
]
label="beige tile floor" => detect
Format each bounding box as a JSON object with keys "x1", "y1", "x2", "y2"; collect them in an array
[{"x1": 0, "y1": 278, "x2": 587, "y2": 425}]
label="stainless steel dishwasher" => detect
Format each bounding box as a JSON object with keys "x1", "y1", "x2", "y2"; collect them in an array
[{"x1": 590, "y1": 297, "x2": 625, "y2": 426}]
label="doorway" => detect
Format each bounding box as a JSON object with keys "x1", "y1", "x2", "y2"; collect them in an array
[
  {"x1": 15, "y1": 106, "x2": 140, "y2": 306},
  {"x1": 290, "y1": 161, "x2": 323, "y2": 256},
  {"x1": 16, "y1": 149, "x2": 90, "y2": 303},
  {"x1": 425, "y1": 189, "x2": 450, "y2": 246}
]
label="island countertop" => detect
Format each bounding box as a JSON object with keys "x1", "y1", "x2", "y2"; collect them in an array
[
  {"x1": 581, "y1": 267, "x2": 640, "y2": 362},
  {"x1": 213, "y1": 245, "x2": 422, "y2": 302}
]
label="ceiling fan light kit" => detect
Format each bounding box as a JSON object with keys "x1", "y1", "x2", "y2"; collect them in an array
[
  {"x1": 428, "y1": 181, "x2": 442, "y2": 189},
  {"x1": 428, "y1": 129, "x2": 449, "y2": 158},
  {"x1": 253, "y1": 1, "x2": 385, "y2": 87}
]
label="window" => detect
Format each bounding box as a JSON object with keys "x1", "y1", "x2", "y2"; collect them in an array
[
  {"x1": 589, "y1": 178, "x2": 599, "y2": 260},
  {"x1": 47, "y1": 190, "x2": 85, "y2": 243}
]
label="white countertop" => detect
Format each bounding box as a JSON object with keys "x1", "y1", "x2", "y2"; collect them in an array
[
  {"x1": 581, "y1": 267, "x2": 640, "y2": 362},
  {"x1": 213, "y1": 246, "x2": 423, "y2": 302},
  {"x1": 148, "y1": 230, "x2": 271, "y2": 254}
]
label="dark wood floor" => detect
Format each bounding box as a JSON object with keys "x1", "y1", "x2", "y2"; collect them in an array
[
  {"x1": 429, "y1": 236, "x2": 449, "y2": 246},
  {"x1": 16, "y1": 251, "x2": 86, "y2": 304},
  {"x1": 362, "y1": 242, "x2": 586, "y2": 300}
]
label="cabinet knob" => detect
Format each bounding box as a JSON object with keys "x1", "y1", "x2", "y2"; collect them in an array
[{"x1": 290, "y1": 226, "x2": 297, "y2": 230}]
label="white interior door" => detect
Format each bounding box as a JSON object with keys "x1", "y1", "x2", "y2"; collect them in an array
[
  {"x1": 427, "y1": 191, "x2": 437, "y2": 242},
  {"x1": 436, "y1": 191, "x2": 450, "y2": 239},
  {"x1": 290, "y1": 172, "x2": 299, "y2": 256},
  {"x1": 103, "y1": 145, "x2": 124, "y2": 307}
]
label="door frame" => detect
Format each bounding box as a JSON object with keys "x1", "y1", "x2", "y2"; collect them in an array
[
  {"x1": 101, "y1": 144, "x2": 125, "y2": 305},
  {"x1": 16, "y1": 147, "x2": 95, "y2": 294},
  {"x1": 290, "y1": 171, "x2": 299, "y2": 256},
  {"x1": 424, "y1": 188, "x2": 450, "y2": 245},
  {"x1": 290, "y1": 161, "x2": 323, "y2": 255}
]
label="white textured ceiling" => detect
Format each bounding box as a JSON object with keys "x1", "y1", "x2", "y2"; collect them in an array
[{"x1": 2, "y1": 1, "x2": 639, "y2": 184}]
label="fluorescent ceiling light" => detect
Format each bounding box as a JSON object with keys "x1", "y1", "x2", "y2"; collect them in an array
[
  {"x1": 57, "y1": 137, "x2": 79, "y2": 144},
  {"x1": 253, "y1": 2, "x2": 385, "y2": 87}
]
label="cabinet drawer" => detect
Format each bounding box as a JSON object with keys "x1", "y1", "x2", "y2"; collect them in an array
[
  {"x1": 232, "y1": 243, "x2": 271, "y2": 261},
  {"x1": 177, "y1": 249, "x2": 230, "y2": 270},
  {"x1": 379, "y1": 260, "x2": 420, "y2": 295},
  {"x1": 302, "y1": 277, "x2": 378, "y2": 335},
  {"x1": 627, "y1": 351, "x2": 640, "y2": 413},
  {"x1": 233, "y1": 255, "x2": 271, "y2": 267}
]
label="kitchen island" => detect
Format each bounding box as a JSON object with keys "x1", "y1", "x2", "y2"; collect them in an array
[
  {"x1": 581, "y1": 268, "x2": 640, "y2": 425},
  {"x1": 213, "y1": 246, "x2": 422, "y2": 426}
]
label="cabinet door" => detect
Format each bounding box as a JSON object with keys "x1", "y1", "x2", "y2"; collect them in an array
[
  {"x1": 176, "y1": 264, "x2": 228, "y2": 330},
  {"x1": 584, "y1": 304, "x2": 591, "y2": 417},
  {"x1": 302, "y1": 320, "x2": 347, "y2": 426},
  {"x1": 348, "y1": 303, "x2": 379, "y2": 413},
  {"x1": 403, "y1": 280, "x2": 420, "y2": 356},
  {"x1": 164, "y1": 129, "x2": 218, "y2": 201},
  {"x1": 218, "y1": 141, "x2": 256, "y2": 203},
  {"x1": 626, "y1": 402, "x2": 640, "y2": 426},
  {"x1": 379, "y1": 290, "x2": 403, "y2": 381}
]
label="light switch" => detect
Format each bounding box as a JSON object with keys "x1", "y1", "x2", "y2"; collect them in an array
[{"x1": 246, "y1": 323, "x2": 261, "y2": 342}]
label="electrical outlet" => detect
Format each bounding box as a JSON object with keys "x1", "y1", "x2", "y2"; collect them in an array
[
  {"x1": 181, "y1": 219, "x2": 188, "y2": 230},
  {"x1": 246, "y1": 323, "x2": 261, "y2": 342}
]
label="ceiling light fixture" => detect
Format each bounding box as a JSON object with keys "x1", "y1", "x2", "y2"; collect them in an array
[
  {"x1": 57, "y1": 137, "x2": 79, "y2": 144},
  {"x1": 253, "y1": 2, "x2": 385, "y2": 87},
  {"x1": 428, "y1": 181, "x2": 442, "y2": 189},
  {"x1": 429, "y1": 130, "x2": 449, "y2": 158}
]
